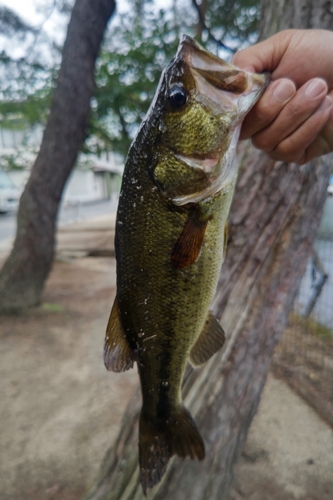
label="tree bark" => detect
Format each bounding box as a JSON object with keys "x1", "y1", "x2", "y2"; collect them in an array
[
  {"x1": 0, "y1": 0, "x2": 115, "y2": 311},
  {"x1": 83, "y1": 0, "x2": 333, "y2": 498}
]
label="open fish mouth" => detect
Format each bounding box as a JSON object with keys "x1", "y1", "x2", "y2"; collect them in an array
[
  {"x1": 168, "y1": 35, "x2": 269, "y2": 206},
  {"x1": 177, "y1": 35, "x2": 269, "y2": 121},
  {"x1": 172, "y1": 126, "x2": 242, "y2": 206},
  {"x1": 175, "y1": 154, "x2": 220, "y2": 174}
]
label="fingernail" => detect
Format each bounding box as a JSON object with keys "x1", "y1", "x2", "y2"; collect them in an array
[
  {"x1": 273, "y1": 80, "x2": 296, "y2": 103},
  {"x1": 305, "y1": 78, "x2": 327, "y2": 98},
  {"x1": 318, "y1": 95, "x2": 332, "y2": 111}
]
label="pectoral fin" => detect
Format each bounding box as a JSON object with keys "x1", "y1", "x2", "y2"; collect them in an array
[
  {"x1": 104, "y1": 297, "x2": 135, "y2": 372},
  {"x1": 171, "y1": 209, "x2": 211, "y2": 270},
  {"x1": 189, "y1": 311, "x2": 225, "y2": 367}
]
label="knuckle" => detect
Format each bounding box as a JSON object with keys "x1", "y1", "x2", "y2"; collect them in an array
[
  {"x1": 284, "y1": 101, "x2": 301, "y2": 119},
  {"x1": 253, "y1": 100, "x2": 275, "y2": 125},
  {"x1": 252, "y1": 133, "x2": 274, "y2": 152},
  {"x1": 272, "y1": 141, "x2": 302, "y2": 163},
  {"x1": 297, "y1": 156, "x2": 307, "y2": 165}
]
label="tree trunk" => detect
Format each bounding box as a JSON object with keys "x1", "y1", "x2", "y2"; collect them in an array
[
  {"x1": 83, "y1": 0, "x2": 333, "y2": 499},
  {"x1": 0, "y1": 0, "x2": 115, "y2": 312}
]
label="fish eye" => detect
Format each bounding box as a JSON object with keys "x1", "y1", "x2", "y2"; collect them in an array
[{"x1": 168, "y1": 85, "x2": 187, "y2": 108}]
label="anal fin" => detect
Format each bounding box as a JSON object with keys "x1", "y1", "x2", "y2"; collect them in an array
[
  {"x1": 104, "y1": 297, "x2": 135, "y2": 372},
  {"x1": 189, "y1": 311, "x2": 225, "y2": 367}
]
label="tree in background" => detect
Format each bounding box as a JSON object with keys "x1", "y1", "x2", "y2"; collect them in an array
[
  {"x1": 90, "y1": 0, "x2": 260, "y2": 156},
  {"x1": 89, "y1": 6, "x2": 182, "y2": 157},
  {"x1": 0, "y1": 0, "x2": 260, "y2": 312},
  {"x1": 81, "y1": 0, "x2": 333, "y2": 499},
  {"x1": 0, "y1": 0, "x2": 330, "y2": 496},
  {"x1": 0, "y1": 0, "x2": 261, "y2": 161},
  {"x1": 0, "y1": 0, "x2": 116, "y2": 311},
  {"x1": 0, "y1": 2, "x2": 70, "y2": 129}
]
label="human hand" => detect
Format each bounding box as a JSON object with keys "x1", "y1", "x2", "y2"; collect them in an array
[{"x1": 233, "y1": 29, "x2": 333, "y2": 164}]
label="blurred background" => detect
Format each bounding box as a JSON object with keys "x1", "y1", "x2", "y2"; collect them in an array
[{"x1": 0, "y1": 1, "x2": 332, "y2": 500}]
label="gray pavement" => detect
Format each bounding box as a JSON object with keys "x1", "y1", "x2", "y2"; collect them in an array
[
  {"x1": 0, "y1": 197, "x2": 118, "y2": 258},
  {"x1": 56, "y1": 212, "x2": 116, "y2": 261},
  {"x1": 0, "y1": 212, "x2": 16, "y2": 242},
  {"x1": 0, "y1": 196, "x2": 118, "y2": 243},
  {"x1": 0, "y1": 214, "x2": 116, "y2": 262}
]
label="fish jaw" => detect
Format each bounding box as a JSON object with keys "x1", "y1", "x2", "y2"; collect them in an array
[
  {"x1": 178, "y1": 35, "x2": 268, "y2": 120},
  {"x1": 172, "y1": 124, "x2": 241, "y2": 206},
  {"x1": 166, "y1": 36, "x2": 268, "y2": 205}
]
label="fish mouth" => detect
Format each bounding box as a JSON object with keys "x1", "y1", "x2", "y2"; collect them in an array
[
  {"x1": 172, "y1": 124, "x2": 241, "y2": 206},
  {"x1": 168, "y1": 36, "x2": 269, "y2": 206},
  {"x1": 176, "y1": 35, "x2": 269, "y2": 120},
  {"x1": 175, "y1": 154, "x2": 219, "y2": 174}
]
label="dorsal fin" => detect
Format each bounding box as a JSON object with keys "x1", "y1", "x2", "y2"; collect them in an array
[
  {"x1": 104, "y1": 297, "x2": 135, "y2": 372},
  {"x1": 171, "y1": 208, "x2": 212, "y2": 270},
  {"x1": 189, "y1": 311, "x2": 225, "y2": 367}
]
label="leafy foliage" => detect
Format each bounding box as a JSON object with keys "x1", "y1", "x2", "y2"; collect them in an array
[
  {"x1": 89, "y1": 0, "x2": 260, "y2": 156},
  {"x1": 0, "y1": 1, "x2": 70, "y2": 120},
  {"x1": 0, "y1": 6, "x2": 35, "y2": 37},
  {"x1": 89, "y1": 5, "x2": 188, "y2": 156},
  {"x1": 0, "y1": 145, "x2": 39, "y2": 172},
  {"x1": 191, "y1": 0, "x2": 260, "y2": 50},
  {"x1": 0, "y1": 0, "x2": 260, "y2": 164},
  {"x1": 0, "y1": 2, "x2": 70, "y2": 169}
]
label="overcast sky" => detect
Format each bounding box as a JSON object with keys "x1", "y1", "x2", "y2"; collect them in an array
[
  {"x1": 1, "y1": 0, "x2": 170, "y2": 26},
  {"x1": 3, "y1": 0, "x2": 42, "y2": 22},
  {"x1": 1, "y1": 0, "x2": 72, "y2": 59},
  {"x1": 2, "y1": 0, "x2": 64, "y2": 32},
  {"x1": 1, "y1": 0, "x2": 144, "y2": 29},
  {"x1": 0, "y1": 0, "x2": 176, "y2": 58}
]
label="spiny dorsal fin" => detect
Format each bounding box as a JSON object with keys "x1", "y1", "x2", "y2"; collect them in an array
[
  {"x1": 104, "y1": 297, "x2": 135, "y2": 372},
  {"x1": 189, "y1": 311, "x2": 225, "y2": 367},
  {"x1": 171, "y1": 209, "x2": 212, "y2": 270}
]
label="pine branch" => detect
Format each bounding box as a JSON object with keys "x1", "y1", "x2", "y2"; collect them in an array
[{"x1": 191, "y1": 0, "x2": 235, "y2": 53}]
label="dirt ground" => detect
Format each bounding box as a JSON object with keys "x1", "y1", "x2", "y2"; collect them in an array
[
  {"x1": 273, "y1": 314, "x2": 333, "y2": 429},
  {"x1": 1, "y1": 215, "x2": 333, "y2": 500}
]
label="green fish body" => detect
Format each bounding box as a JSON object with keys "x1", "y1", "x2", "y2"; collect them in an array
[{"x1": 104, "y1": 36, "x2": 267, "y2": 493}]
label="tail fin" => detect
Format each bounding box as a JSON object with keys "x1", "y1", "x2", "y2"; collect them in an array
[{"x1": 139, "y1": 407, "x2": 205, "y2": 495}]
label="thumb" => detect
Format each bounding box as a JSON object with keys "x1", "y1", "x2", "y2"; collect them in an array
[
  {"x1": 231, "y1": 48, "x2": 259, "y2": 73},
  {"x1": 232, "y1": 30, "x2": 295, "y2": 74}
]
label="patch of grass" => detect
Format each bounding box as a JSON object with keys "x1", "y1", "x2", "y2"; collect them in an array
[
  {"x1": 290, "y1": 312, "x2": 333, "y2": 339},
  {"x1": 41, "y1": 302, "x2": 64, "y2": 313}
]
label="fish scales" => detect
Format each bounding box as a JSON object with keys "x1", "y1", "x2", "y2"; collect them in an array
[
  {"x1": 117, "y1": 153, "x2": 231, "y2": 414},
  {"x1": 104, "y1": 35, "x2": 268, "y2": 494}
]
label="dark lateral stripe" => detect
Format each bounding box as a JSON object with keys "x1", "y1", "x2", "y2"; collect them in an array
[{"x1": 156, "y1": 337, "x2": 172, "y2": 419}]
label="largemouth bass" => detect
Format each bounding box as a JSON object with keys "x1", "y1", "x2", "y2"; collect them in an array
[{"x1": 104, "y1": 35, "x2": 267, "y2": 494}]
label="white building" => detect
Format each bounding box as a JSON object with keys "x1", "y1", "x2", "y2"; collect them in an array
[{"x1": 0, "y1": 125, "x2": 124, "y2": 203}]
